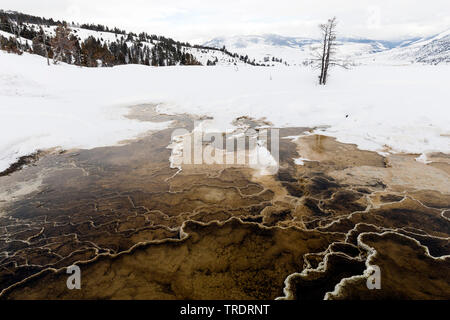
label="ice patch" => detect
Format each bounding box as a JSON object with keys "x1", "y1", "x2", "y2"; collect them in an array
[
  {"x1": 294, "y1": 157, "x2": 310, "y2": 165},
  {"x1": 415, "y1": 153, "x2": 432, "y2": 164}
]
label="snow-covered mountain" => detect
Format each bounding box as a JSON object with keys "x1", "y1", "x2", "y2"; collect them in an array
[
  {"x1": 371, "y1": 30, "x2": 450, "y2": 65},
  {"x1": 204, "y1": 34, "x2": 402, "y2": 51},
  {"x1": 203, "y1": 32, "x2": 450, "y2": 65},
  {"x1": 204, "y1": 34, "x2": 312, "y2": 65},
  {"x1": 0, "y1": 10, "x2": 257, "y2": 67},
  {"x1": 203, "y1": 34, "x2": 396, "y2": 65},
  {"x1": 31, "y1": 24, "x2": 254, "y2": 66}
]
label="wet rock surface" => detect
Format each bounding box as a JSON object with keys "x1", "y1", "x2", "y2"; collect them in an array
[{"x1": 0, "y1": 105, "x2": 449, "y2": 299}]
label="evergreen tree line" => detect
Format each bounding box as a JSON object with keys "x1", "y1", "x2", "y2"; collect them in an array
[
  {"x1": 0, "y1": 15, "x2": 201, "y2": 67},
  {"x1": 197, "y1": 45, "x2": 279, "y2": 66},
  {"x1": 0, "y1": 9, "x2": 266, "y2": 67},
  {"x1": 0, "y1": 10, "x2": 63, "y2": 28}
]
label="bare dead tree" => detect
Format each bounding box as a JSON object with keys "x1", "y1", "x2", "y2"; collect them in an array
[
  {"x1": 39, "y1": 26, "x2": 50, "y2": 66},
  {"x1": 310, "y1": 17, "x2": 349, "y2": 85},
  {"x1": 323, "y1": 18, "x2": 338, "y2": 84},
  {"x1": 318, "y1": 22, "x2": 329, "y2": 85},
  {"x1": 32, "y1": 26, "x2": 51, "y2": 66},
  {"x1": 319, "y1": 17, "x2": 337, "y2": 85},
  {"x1": 7, "y1": 15, "x2": 24, "y2": 52}
]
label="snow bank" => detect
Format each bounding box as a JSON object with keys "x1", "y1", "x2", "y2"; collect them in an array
[
  {"x1": 1, "y1": 51, "x2": 449, "y2": 172},
  {"x1": 157, "y1": 63, "x2": 450, "y2": 157},
  {"x1": 0, "y1": 51, "x2": 171, "y2": 171}
]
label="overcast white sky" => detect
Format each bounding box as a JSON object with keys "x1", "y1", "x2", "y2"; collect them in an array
[{"x1": 2, "y1": 0, "x2": 449, "y2": 43}]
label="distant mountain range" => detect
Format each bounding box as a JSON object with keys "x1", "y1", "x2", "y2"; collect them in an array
[
  {"x1": 203, "y1": 32, "x2": 450, "y2": 65},
  {"x1": 204, "y1": 34, "x2": 407, "y2": 50},
  {"x1": 378, "y1": 30, "x2": 450, "y2": 64}
]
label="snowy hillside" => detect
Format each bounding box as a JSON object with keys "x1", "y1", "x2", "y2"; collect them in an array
[
  {"x1": 203, "y1": 34, "x2": 397, "y2": 65},
  {"x1": 204, "y1": 33, "x2": 450, "y2": 66},
  {"x1": 27, "y1": 23, "x2": 250, "y2": 66},
  {"x1": 0, "y1": 10, "x2": 253, "y2": 67},
  {"x1": 371, "y1": 29, "x2": 450, "y2": 65},
  {"x1": 1, "y1": 50, "x2": 449, "y2": 173}
]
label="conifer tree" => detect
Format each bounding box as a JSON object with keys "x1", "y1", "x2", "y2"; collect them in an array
[{"x1": 50, "y1": 23, "x2": 75, "y2": 64}]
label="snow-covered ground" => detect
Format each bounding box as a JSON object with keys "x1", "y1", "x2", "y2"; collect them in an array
[{"x1": 0, "y1": 50, "x2": 449, "y2": 172}]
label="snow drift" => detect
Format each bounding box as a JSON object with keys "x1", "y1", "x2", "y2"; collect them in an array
[{"x1": 0, "y1": 50, "x2": 449, "y2": 172}]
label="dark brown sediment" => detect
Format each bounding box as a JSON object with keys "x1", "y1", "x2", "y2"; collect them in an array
[
  {"x1": 0, "y1": 151, "x2": 42, "y2": 177},
  {"x1": 0, "y1": 105, "x2": 449, "y2": 299},
  {"x1": 2, "y1": 219, "x2": 342, "y2": 299},
  {"x1": 281, "y1": 253, "x2": 366, "y2": 300},
  {"x1": 326, "y1": 232, "x2": 450, "y2": 300}
]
